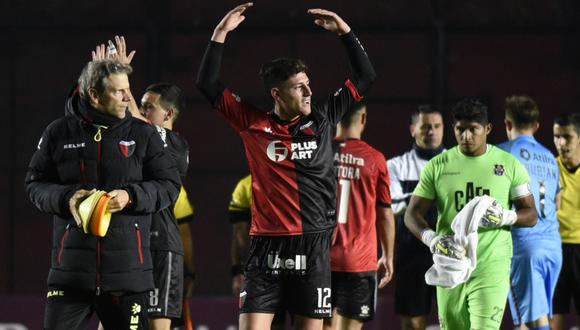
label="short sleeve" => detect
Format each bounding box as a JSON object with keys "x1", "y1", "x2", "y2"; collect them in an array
[
  {"x1": 376, "y1": 154, "x2": 392, "y2": 207},
  {"x1": 510, "y1": 159, "x2": 532, "y2": 200},
  {"x1": 228, "y1": 176, "x2": 252, "y2": 223}
]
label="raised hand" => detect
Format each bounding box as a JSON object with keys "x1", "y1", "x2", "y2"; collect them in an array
[
  {"x1": 212, "y1": 2, "x2": 253, "y2": 43},
  {"x1": 91, "y1": 44, "x2": 107, "y2": 61},
  {"x1": 90, "y1": 35, "x2": 135, "y2": 65},
  {"x1": 107, "y1": 35, "x2": 136, "y2": 65},
  {"x1": 307, "y1": 8, "x2": 351, "y2": 35}
]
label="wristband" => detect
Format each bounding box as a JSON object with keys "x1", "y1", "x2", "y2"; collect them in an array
[
  {"x1": 503, "y1": 210, "x2": 518, "y2": 226},
  {"x1": 420, "y1": 229, "x2": 436, "y2": 247},
  {"x1": 231, "y1": 264, "x2": 244, "y2": 276}
]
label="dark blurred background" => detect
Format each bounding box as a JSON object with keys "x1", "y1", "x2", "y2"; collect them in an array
[{"x1": 1, "y1": 0, "x2": 579, "y2": 301}]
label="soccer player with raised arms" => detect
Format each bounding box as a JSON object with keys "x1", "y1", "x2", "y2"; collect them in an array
[
  {"x1": 405, "y1": 99, "x2": 538, "y2": 330},
  {"x1": 196, "y1": 3, "x2": 375, "y2": 329}
]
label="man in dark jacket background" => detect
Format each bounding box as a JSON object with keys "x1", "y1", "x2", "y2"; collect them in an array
[{"x1": 25, "y1": 59, "x2": 180, "y2": 330}]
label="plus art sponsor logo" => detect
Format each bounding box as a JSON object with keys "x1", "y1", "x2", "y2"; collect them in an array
[
  {"x1": 266, "y1": 140, "x2": 288, "y2": 162},
  {"x1": 266, "y1": 140, "x2": 318, "y2": 162}
]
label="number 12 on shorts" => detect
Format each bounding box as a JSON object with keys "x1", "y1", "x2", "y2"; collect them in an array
[{"x1": 317, "y1": 287, "x2": 331, "y2": 308}]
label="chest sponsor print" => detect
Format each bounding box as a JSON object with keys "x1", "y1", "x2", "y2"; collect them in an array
[{"x1": 266, "y1": 140, "x2": 318, "y2": 162}]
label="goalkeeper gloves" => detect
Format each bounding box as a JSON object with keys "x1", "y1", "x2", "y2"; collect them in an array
[
  {"x1": 479, "y1": 199, "x2": 517, "y2": 228},
  {"x1": 421, "y1": 229, "x2": 466, "y2": 260}
]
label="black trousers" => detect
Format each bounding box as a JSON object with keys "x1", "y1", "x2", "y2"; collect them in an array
[{"x1": 44, "y1": 286, "x2": 149, "y2": 330}]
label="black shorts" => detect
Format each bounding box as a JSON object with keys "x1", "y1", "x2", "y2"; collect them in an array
[
  {"x1": 553, "y1": 243, "x2": 580, "y2": 315},
  {"x1": 394, "y1": 241, "x2": 435, "y2": 316},
  {"x1": 148, "y1": 251, "x2": 184, "y2": 322},
  {"x1": 240, "y1": 229, "x2": 333, "y2": 318},
  {"x1": 44, "y1": 286, "x2": 149, "y2": 330},
  {"x1": 332, "y1": 271, "x2": 377, "y2": 321}
]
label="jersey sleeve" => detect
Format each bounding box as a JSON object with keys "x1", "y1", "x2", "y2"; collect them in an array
[
  {"x1": 387, "y1": 157, "x2": 406, "y2": 214},
  {"x1": 215, "y1": 89, "x2": 263, "y2": 133},
  {"x1": 376, "y1": 154, "x2": 392, "y2": 208},
  {"x1": 228, "y1": 176, "x2": 252, "y2": 223},
  {"x1": 317, "y1": 80, "x2": 363, "y2": 125},
  {"x1": 510, "y1": 158, "x2": 532, "y2": 200},
  {"x1": 413, "y1": 160, "x2": 436, "y2": 200}
]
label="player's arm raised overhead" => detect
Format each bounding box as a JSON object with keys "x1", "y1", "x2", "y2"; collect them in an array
[
  {"x1": 196, "y1": 3, "x2": 253, "y2": 104},
  {"x1": 308, "y1": 8, "x2": 376, "y2": 94}
]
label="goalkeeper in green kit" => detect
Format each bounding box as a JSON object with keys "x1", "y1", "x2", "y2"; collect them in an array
[{"x1": 404, "y1": 99, "x2": 538, "y2": 330}]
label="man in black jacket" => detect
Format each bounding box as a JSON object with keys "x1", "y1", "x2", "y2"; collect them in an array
[{"x1": 25, "y1": 59, "x2": 180, "y2": 330}]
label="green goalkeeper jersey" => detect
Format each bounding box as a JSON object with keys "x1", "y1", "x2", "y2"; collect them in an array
[{"x1": 413, "y1": 145, "x2": 531, "y2": 262}]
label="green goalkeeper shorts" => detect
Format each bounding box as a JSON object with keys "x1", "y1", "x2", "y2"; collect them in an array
[{"x1": 437, "y1": 258, "x2": 510, "y2": 330}]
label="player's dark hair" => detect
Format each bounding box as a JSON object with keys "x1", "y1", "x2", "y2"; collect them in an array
[
  {"x1": 144, "y1": 83, "x2": 185, "y2": 121},
  {"x1": 259, "y1": 58, "x2": 309, "y2": 91},
  {"x1": 340, "y1": 102, "x2": 366, "y2": 128},
  {"x1": 554, "y1": 113, "x2": 580, "y2": 135},
  {"x1": 410, "y1": 104, "x2": 442, "y2": 125},
  {"x1": 451, "y1": 98, "x2": 489, "y2": 125},
  {"x1": 504, "y1": 95, "x2": 539, "y2": 129}
]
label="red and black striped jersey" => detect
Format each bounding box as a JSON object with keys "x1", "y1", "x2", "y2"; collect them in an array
[
  {"x1": 331, "y1": 138, "x2": 392, "y2": 272},
  {"x1": 215, "y1": 82, "x2": 363, "y2": 236}
]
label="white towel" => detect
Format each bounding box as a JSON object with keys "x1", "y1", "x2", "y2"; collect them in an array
[{"x1": 425, "y1": 195, "x2": 494, "y2": 288}]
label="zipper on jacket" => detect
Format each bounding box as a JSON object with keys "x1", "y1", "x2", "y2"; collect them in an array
[
  {"x1": 92, "y1": 125, "x2": 106, "y2": 296},
  {"x1": 57, "y1": 224, "x2": 70, "y2": 265},
  {"x1": 135, "y1": 223, "x2": 144, "y2": 264},
  {"x1": 96, "y1": 140, "x2": 102, "y2": 187},
  {"x1": 96, "y1": 238, "x2": 101, "y2": 296},
  {"x1": 93, "y1": 124, "x2": 107, "y2": 186}
]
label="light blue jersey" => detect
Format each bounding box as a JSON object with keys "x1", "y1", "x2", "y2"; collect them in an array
[
  {"x1": 498, "y1": 135, "x2": 560, "y2": 242},
  {"x1": 499, "y1": 135, "x2": 562, "y2": 325}
]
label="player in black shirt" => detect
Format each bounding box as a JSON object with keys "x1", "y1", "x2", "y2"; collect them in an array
[{"x1": 140, "y1": 83, "x2": 195, "y2": 329}]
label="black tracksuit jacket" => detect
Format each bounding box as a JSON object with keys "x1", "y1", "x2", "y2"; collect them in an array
[{"x1": 25, "y1": 90, "x2": 181, "y2": 293}]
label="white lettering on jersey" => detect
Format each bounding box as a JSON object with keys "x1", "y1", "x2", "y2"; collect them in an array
[
  {"x1": 266, "y1": 140, "x2": 318, "y2": 162},
  {"x1": 336, "y1": 165, "x2": 361, "y2": 180},
  {"x1": 334, "y1": 152, "x2": 365, "y2": 166}
]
